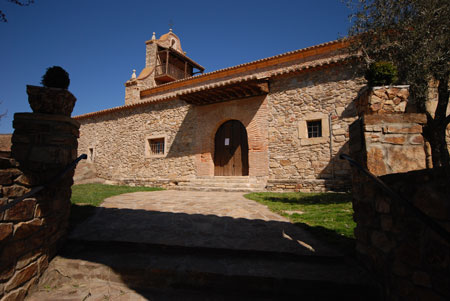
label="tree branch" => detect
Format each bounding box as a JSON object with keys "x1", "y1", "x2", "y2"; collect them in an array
[
  {"x1": 0, "y1": 10, "x2": 6, "y2": 22},
  {"x1": 1, "y1": 0, "x2": 35, "y2": 22},
  {"x1": 435, "y1": 72, "x2": 450, "y2": 122},
  {"x1": 8, "y1": 0, "x2": 34, "y2": 6},
  {"x1": 444, "y1": 114, "x2": 450, "y2": 128}
]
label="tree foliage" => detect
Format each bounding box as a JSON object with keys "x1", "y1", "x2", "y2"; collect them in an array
[
  {"x1": 365, "y1": 61, "x2": 398, "y2": 87},
  {"x1": 1, "y1": 0, "x2": 34, "y2": 22},
  {"x1": 347, "y1": 0, "x2": 450, "y2": 167},
  {"x1": 41, "y1": 66, "x2": 70, "y2": 90}
]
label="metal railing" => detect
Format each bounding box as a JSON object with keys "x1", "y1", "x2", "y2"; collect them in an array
[
  {"x1": 0, "y1": 154, "x2": 87, "y2": 214},
  {"x1": 340, "y1": 153, "x2": 450, "y2": 244}
]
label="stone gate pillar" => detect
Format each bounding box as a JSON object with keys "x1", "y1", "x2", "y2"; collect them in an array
[
  {"x1": 349, "y1": 86, "x2": 427, "y2": 176},
  {"x1": 346, "y1": 86, "x2": 450, "y2": 300},
  {"x1": 0, "y1": 87, "x2": 79, "y2": 300}
]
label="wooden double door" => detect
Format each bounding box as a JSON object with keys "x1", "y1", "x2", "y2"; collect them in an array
[{"x1": 214, "y1": 120, "x2": 249, "y2": 176}]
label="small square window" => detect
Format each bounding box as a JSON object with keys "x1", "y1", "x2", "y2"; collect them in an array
[
  {"x1": 307, "y1": 120, "x2": 322, "y2": 138},
  {"x1": 149, "y1": 138, "x2": 165, "y2": 155}
]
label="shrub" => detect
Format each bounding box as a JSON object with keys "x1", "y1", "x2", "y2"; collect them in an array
[
  {"x1": 365, "y1": 61, "x2": 398, "y2": 87},
  {"x1": 41, "y1": 66, "x2": 70, "y2": 89}
]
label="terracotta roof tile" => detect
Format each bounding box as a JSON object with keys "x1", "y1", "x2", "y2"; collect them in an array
[{"x1": 74, "y1": 38, "x2": 352, "y2": 120}]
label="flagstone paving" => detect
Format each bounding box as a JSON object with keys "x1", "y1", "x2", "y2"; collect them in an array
[
  {"x1": 27, "y1": 190, "x2": 377, "y2": 300},
  {"x1": 69, "y1": 190, "x2": 339, "y2": 256}
]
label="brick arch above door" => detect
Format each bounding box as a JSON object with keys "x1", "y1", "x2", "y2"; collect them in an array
[{"x1": 194, "y1": 95, "x2": 269, "y2": 177}]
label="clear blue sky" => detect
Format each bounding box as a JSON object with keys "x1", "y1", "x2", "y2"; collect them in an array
[{"x1": 0, "y1": 0, "x2": 352, "y2": 133}]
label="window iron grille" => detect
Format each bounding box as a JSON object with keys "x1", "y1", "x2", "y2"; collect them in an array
[
  {"x1": 307, "y1": 120, "x2": 322, "y2": 138},
  {"x1": 149, "y1": 138, "x2": 165, "y2": 155}
]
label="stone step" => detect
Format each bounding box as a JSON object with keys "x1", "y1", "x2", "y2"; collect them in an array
[
  {"x1": 28, "y1": 240, "x2": 380, "y2": 300},
  {"x1": 193, "y1": 176, "x2": 262, "y2": 183},
  {"x1": 171, "y1": 186, "x2": 264, "y2": 192},
  {"x1": 172, "y1": 176, "x2": 266, "y2": 192},
  {"x1": 177, "y1": 181, "x2": 264, "y2": 188}
]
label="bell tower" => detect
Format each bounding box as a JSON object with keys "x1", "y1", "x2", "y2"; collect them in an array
[{"x1": 125, "y1": 30, "x2": 204, "y2": 105}]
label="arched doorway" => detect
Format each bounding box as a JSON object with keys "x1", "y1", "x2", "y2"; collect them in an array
[{"x1": 214, "y1": 120, "x2": 249, "y2": 176}]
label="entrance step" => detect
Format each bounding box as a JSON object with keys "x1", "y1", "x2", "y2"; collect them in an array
[
  {"x1": 172, "y1": 176, "x2": 266, "y2": 192},
  {"x1": 27, "y1": 240, "x2": 380, "y2": 301}
]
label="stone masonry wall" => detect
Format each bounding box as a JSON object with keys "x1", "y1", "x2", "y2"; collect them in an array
[
  {"x1": 77, "y1": 99, "x2": 197, "y2": 186},
  {"x1": 355, "y1": 86, "x2": 410, "y2": 116},
  {"x1": 0, "y1": 113, "x2": 79, "y2": 300},
  {"x1": 79, "y1": 64, "x2": 367, "y2": 192},
  {"x1": 347, "y1": 91, "x2": 449, "y2": 300},
  {"x1": 349, "y1": 114, "x2": 427, "y2": 176},
  {"x1": 266, "y1": 64, "x2": 365, "y2": 191},
  {"x1": 351, "y1": 167, "x2": 450, "y2": 301}
]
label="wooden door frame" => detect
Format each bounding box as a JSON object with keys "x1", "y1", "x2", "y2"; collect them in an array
[{"x1": 213, "y1": 119, "x2": 249, "y2": 176}]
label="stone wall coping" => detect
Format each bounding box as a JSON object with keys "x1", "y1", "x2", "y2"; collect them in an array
[
  {"x1": 372, "y1": 85, "x2": 410, "y2": 90},
  {"x1": 14, "y1": 113, "x2": 80, "y2": 129},
  {"x1": 363, "y1": 113, "x2": 426, "y2": 125}
]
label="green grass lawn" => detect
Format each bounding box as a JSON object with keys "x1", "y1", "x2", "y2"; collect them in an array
[
  {"x1": 69, "y1": 183, "x2": 163, "y2": 228},
  {"x1": 71, "y1": 183, "x2": 163, "y2": 206},
  {"x1": 244, "y1": 191, "x2": 356, "y2": 252}
]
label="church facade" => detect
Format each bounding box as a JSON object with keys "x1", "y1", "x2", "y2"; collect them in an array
[{"x1": 75, "y1": 30, "x2": 366, "y2": 191}]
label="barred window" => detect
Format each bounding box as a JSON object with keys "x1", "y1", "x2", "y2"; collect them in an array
[
  {"x1": 149, "y1": 138, "x2": 165, "y2": 155},
  {"x1": 307, "y1": 120, "x2": 322, "y2": 138}
]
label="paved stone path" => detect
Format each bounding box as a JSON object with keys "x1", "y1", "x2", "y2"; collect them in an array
[
  {"x1": 70, "y1": 190, "x2": 338, "y2": 256},
  {"x1": 28, "y1": 190, "x2": 351, "y2": 301}
]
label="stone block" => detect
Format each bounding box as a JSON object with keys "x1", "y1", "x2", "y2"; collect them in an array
[
  {"x1": 280, "y1": 159, "x2": 291, "y2": 166},
  {"x1": 393, "y1": 276, "x2": 414, "y2": 298},
  {"x1": 392, "y1": 260, "x2": 411, "y2": 277},
  {"x1": 4, "y1": 199, "x2": 36, "y2": 221},
  {"x1": 0, "y1": 261, "x2": 15, "y2": 282},
  {"x1": 0, "y1": 223, "x2": 13, "y2": 241},
  {"x1": 412, "y1": 271, "x2": 432, "y2": 287},
  {"x1": 373, "y1": 89, "x2": 388, "y2": 99},
  {"x1": 37, "y1": 254, "x2": 48, "y2": 275},
  {"x1": 371, "y1": 231, "x2": 394, "y2": 253},
  {"x1": 5, "y1": 261, "x2": 38, "y2": 292},
  {"x1": 1, "y1": 185, "x2": 29, "y2": 198},
  {"x1": 366, "y1": 146, "x2": 387, "y2": 175},
  {"x1": 386, "y1": 125, "x2": 422, "y2": 134},
  {"x1": 13, "y1": 218, "x2": 43, "y2": 240},
  {"x1": 2, "y1": 287, "x2": 26, "y2": 301},
  {"x1": 383, "y1": 136, "x2": 406, "y2": 145},
  {"x1": 380, "y1": 215, "x2": 393, "y2": 231},
  {"x1": 386, "y1": 146, "x2": 426, "y2": 174},
  {"x1": 0, "y1": 158, "x2": 16, "y2": 169},
  {"x1": 16, "y1": 250, "x2": 41, "y2": 270},
  {"x1": 410, "y1": 135, "x2": 424, "y2": 145},
  {"x1": 13, "y1": 174, "x2": 38, "y2": 187},
  {"x1": 364, "y1": 113, "x2": 427, "y2": 125},
  {"x1": 0, "y1": 169, "x2": 21, "y2": 185},
  {"x1": 370, "y1": 103, "x2": 381, "y2": 112},
  {"x1": 397, "y1": 88, "x2": 409, "y2": 100},
  {"x1": 354, "y1": 226, "x2": 369, "y2": 243},
  {"x1": 412, "y1": 185, "x2": 448, "y2": 220},
  {"x1": 395, "y1": 242, "x2": 421, "y2": 267}
]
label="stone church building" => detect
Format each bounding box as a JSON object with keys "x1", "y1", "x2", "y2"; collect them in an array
[{"x1": 75, "y1": 30, "x2": 367, "y2": 192}]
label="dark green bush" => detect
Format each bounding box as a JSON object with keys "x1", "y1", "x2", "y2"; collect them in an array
[
  {"x1": 365, "y1": 61, "x2": 398, "y2": 87},
  {"x1": 41, "y1": 66, "x2": 70, "y2": 89}
]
